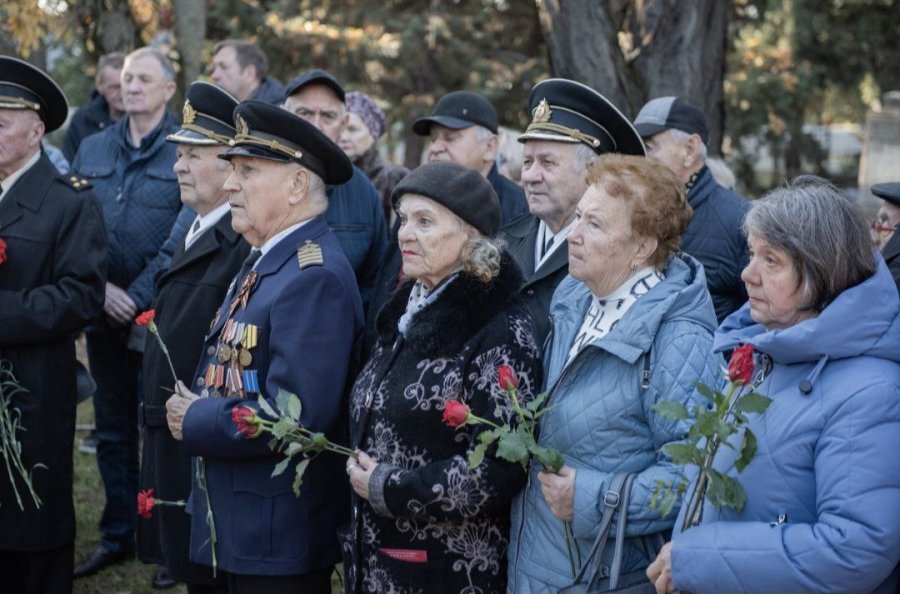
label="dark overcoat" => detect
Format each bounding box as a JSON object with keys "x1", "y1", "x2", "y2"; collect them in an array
[
  {"x1": 345, "y1": 253, "x2": 542, "y2": 594},
  {"x1": 0, "y1": 153, "x2": 107, "y2": 551},
  {"x1": 500, "y1": 213, "x2": 570, "y2": 346},
  {"x1": 182, "y1": 216, "x2": 364, "y2": 576},
  {"x1": 137, "y1": 212, "x2": 250, "y2": 582},
  {"x1": 882, "y1": 231, "x2": 900, "y2": 294}
]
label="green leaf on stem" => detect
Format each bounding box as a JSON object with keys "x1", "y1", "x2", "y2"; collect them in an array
[
  {"x1": 496, "y1": 427, "x2": 529, "y2": 465},
  {"x1": 714, "y1": 419, "x2": 736, "y2": 442},
  {"x1": 694, "y1": 381, "x2": 715, "y2": 400},
  {"x1": 525, "y1": 392, "x2": 549, "y2": 413},
  {"x1": 735, "y1": 391, "x2": 773, "y2": 414},
  {"x1": 272, "y1": 456, "x2": 290, "y2": 477},
  {"x1": 271, "y1": 417, "x2": 296, "y2": 440},
  {"x1": 286, "y1": 393, "x2": 303, "y2": 422},
  {"x1": 532, "y1": 445, "x2": 565, "y2": 473},
  {"x1": 468, "y1": 441, "x2": 490, "y2": 470},
  {"x1": 653, "y1": 401, "x2": 690, "y2": 421},
  {"x1": 693, "y1": 409, "x2": 720, "y2": 439},
  {"x1": 257, "y1": 395, "x2": 277, "y2": 418},
  {"x1": 735, "y1": 429, "x2": 758, "y2": 473},
  {"x1": 478, "y1": 427, "x2": 500, "y2": 445},
  {"x1": 706, "y1": 468, "x2": 747, "y2": 511},
  {"x1": 292, "y1": 458, "x2": 310, "y2": 496},
  {"x1": 663, "y1": 442, "x2": 704, "y2": 466}
]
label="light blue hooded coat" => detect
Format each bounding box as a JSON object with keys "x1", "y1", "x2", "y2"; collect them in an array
[
  {"x1": 508, "y1": 254, "x2": 721, "y2": 593},
  {"x1": 672, "y1": 257, "x2": 900, "y2": 594}
]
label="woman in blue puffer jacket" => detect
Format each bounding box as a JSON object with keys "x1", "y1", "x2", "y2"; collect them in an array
[{"x1": 647, "y1": 176, "x2": 900, "y2": 594}]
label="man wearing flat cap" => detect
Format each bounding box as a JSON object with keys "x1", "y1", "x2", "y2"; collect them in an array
[
  {"x1": 0, "y1": 56, "x2": 107, "y2": 594},
  {"x1": 414, "y1": 90, "x2": 528, "y2": 225},
  {"x1": 634, "y1": 96, "x2": 749, "y2": 322},
  {"x1": 501, "y1": 78, "x2": 645, "y2": 344},
  {"x1": 137, "y1": 81, "x2": 250, "y2": 592},
  {"x1": 165, "y1": 101, "x2": 364, "y2": 593},
  {"x1": 283, "y1": 69, "x2": 386, "y2": 310},
  {"x1": 871, "y1": 182, "x2": 900, "y2": 292}
]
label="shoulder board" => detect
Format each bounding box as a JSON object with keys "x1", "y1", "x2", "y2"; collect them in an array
[
  {"x1": 297, "y1": 240, "x2": 324, "y2": 269},
  {"x1": 63, "y1": 175, "x2": 93, "y2": 192}
]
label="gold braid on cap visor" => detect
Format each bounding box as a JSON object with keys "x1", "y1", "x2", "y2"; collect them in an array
[
  {"x1": 524, "y1": 121, "x2": 607, "y2": 149},
  {"x1": 0, "y1": 95, "x2": 41, "y2": 111},
  {"x1": 181, "y1": 123, "x2": 233, "y2": 145},
  {"x1": 230, "y1": 131, "x2": 304, "y2": 160}
]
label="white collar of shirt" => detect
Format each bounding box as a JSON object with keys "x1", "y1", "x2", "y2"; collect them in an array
[
  {"x1": 535, "y1": 218, "x2": 576, "y2": 272},
  {"x1": 256, "y1": 218, "x2": 313, "y2": 261},
  {"x1": 184, "y1": 202, "x2": 231, "y2": 250},
  {"x1": 0, "y1": 150, "x2": 41, "y2": 207}
]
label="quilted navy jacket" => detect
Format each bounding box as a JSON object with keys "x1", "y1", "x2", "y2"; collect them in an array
[
  {"x1": 507, "y1": 253, "x2": 721, "y2": 593},
  {"x1": 682, "y1": 166, "x2": 750, "y2": 323},
  {"x1": 72, "y1": 112, "x2": 181, "y2": 309},
  {"x1": 671, "y1": 257, "x2": 900, "y2": 594}
]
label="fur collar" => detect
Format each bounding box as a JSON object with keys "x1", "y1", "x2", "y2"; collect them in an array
[{"x1": 376, "y1": 251, "x2": 525, "y2": 358}]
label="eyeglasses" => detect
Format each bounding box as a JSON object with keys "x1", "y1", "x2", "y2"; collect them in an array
[{"x1": 871, "y1": 216, "x2": 898, "y2": 234}]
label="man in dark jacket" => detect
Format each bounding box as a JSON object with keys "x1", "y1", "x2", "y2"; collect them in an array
[
  {"x1": 72, "y1": 47, "x2": 183, "y2": 578},
  {"x1": 137, "y1": 81, "x2": 250, "y2": 592},
  {"x1": 166, "y1": 101, "x2": 363, "y2": 594},
  {"x1": 871, "y1": 182, "x2": 900, "y2": 292},
  {"x1": 0, "y1": 57, "x2": 107, "y2": 594},
  {"x1": 62, "y1": 52, "x2": 125, "y2": 161},
  {"x1": 209, "y1": 39, "x2": 285, "y2": 104},
  {"x1": 634, "y1": 96, "x2": 750, "y2": 322},
  {"x1": 501, "y1": 79, "x2": 645, "y2": 345},
  {"x1": 283, "y1": 69, "x2": 387, "y2": 309}
]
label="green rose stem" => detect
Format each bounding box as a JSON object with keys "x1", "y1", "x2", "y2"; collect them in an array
[
  {"x1": 196, "y1": 457, "x2": 217, "y2": 576},
  {"x1": 147, "y1": 320, "x2": 178, "y2": 386},
  {"x1": 0, "y1": 359, "x2": 43, "y2": 510},
  {"x1": 252, "y1": 417, "x2": 359, "y2": 457}
]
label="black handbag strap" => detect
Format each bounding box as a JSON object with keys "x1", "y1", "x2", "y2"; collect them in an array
[{"x1": 567, "y1": 472, "x2": 634, "y2": 588}]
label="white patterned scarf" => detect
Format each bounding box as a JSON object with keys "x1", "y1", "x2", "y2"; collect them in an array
[{"x1": 397, "y1": 272, "x2": 460, "y2": 335}]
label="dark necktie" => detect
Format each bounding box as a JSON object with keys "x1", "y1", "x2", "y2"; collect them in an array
[
  {"x1": 191, "y1": 218, "x2": 201, "y2": 234},
  {"x1": 541, "y1": 235, "x2": 555, "y2": 259}
]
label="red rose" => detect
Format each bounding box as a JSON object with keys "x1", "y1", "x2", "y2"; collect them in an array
[
  {"x1": 728, "y1": 344, "x2": 755, "y2": 384},
  {"x1": 135, "y1": 309, "x2": 156, "y2": 326},
  {"x1": 137, "y1": 488, "x2": 156, "y2": 519},
  {"x1": 0, "y1": 237, "x2": 7, "y2": 266},
  {"x1": 442, "y1": 400, "x2": 470, "y2": 428},
  {"x1": 498, "y1": 365, "x2": 518, "y2": 391},
  {"x1": 231, "y1": 406, "x2": 260, "y2": 437}
]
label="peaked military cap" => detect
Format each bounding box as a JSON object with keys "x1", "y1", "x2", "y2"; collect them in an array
[
  {"x1": 283, "y1": 69, "x2": 346, "y2": 102},
  {"x1": 518, "y1": 78, "x2": 645, "y2": 156},
  {"x1": 412, "y1": 91, "x2": 499, "y2": 135},
  {"x1": 220, "y1": 100, "x2": 353, "y2": 185},
  {"x1": 0, "y1": 56, "x2": 68, "y2": 132},
  {"x1": 167, "y1": 81, "x2": 238, "y2": 145},
  {"x1": 872, "y1": 182, "x2": 900, "y2": 208}
]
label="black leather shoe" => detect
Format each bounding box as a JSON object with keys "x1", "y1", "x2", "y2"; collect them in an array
[
  {"x1": 73, "y1": 545, "x2": 134, "y2": 578},
  {"x1": 152, "y1": 566, "x2": 179, "y2": 590}
]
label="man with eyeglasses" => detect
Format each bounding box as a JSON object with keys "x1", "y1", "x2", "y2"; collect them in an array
[{"x1": 871, "y1": 182, "x2": 900, "y2": 292}]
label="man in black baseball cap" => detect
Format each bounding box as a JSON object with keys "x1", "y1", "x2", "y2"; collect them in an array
[
  {"x1": 501, "y1": 78, "x2": 644, "y2": 344},
  {"x1": 871, "y1": 182, "x2": 900, "y2": 292},
  {"x1": 634, "y1": 96, "x2": 750, "y2": 322},
  {"x1": 281, "y1": 69, "x2": 386, "y2": 309},
  {"x1": 413, "y1": 90, "x2": 527, "y2": 225}
]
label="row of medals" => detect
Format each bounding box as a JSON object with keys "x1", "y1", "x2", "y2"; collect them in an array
[{"x1": 199, "y1": 318, "x2": 259, "y2": 397}]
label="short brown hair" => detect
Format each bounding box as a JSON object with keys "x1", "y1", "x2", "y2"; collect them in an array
[
  {"x1": 213, "y1": 39, "x2": 268, "y2": 81},
  {"x1": 96, "y1": 52, "x2": 125, "y2": 84},
  {"x1": 585, "y1": 154, "x2": 692, "y2": 269}
]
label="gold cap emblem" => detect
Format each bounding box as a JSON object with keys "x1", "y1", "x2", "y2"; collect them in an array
[
  {"x1": 183, "y1": 100, "x2": 197, "y2": 125},
  {"x1": 236, "y1": 114, "x2": 250, "y2": 136},
  {"x1": 532, "y1": 98, "x2": 552, "y2": 124}
]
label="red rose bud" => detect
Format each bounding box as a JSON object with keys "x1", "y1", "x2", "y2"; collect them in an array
[
  {"x1": 442, "y1": 400, "x2": 470, "y2": 428},
  {"x1": 135, "y1": 309, "x2": 156, "y2": 326},
  {"x1": 497, "y1": 365, "x2": 519, "y2": 391},
  {"x1": 728, "y1": 344, "x2": 755, "y2": 384},
  {"x1": 231, "y1": 406, "x2": 260, "y2": 437},
  {"x1": 0, "y1": 237, "x2": 7, "y2": 266},
  {"x1": 137, "y1": 488, "x2": 156, "y2": 519}
]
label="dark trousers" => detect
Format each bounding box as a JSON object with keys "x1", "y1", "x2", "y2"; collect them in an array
[
  {"x1": 87, "y1": 326, "x2": 142, "y2": 552},
  {"x1": 216, "y1": 567, "x2": 332, "y2": 594},
  {"x1": 0, "y1": 541, "x2": 74, "y2": 594}
]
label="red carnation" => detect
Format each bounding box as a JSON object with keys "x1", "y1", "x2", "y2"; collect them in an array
[
  {"x1": 442, "y1": 400, "x2": 470, "y2": 429},
  {"x1": 498, "y1": 365, "x2": 519, "y2": 391},
  {"x1": 0, "y1": 237, "x2": 7, "y2": 266},
  {"x1": 232, "y1": 406, "x2": 260, "y2": 438},
  {"x1": 137, "y1": 488, "x2": 156, "y2": 519},
  {"x1": 135, "y1": 309, "x2": 156, "y2": 326},
  {"x1": 728, "y1": 344, "x2": 755, "y2": 384}
]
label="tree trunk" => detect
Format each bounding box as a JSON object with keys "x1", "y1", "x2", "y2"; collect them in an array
[
  {"x1": 172, "y1": 0, "x2": 206, "y2": 107},
  {"x1": 535, "y1": 0, "x2": 729, "y2": 152}
]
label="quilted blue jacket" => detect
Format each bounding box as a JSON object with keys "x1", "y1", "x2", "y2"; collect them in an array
[
  {"x1": 72, "y1": 112, "x2": 181, "y2": 309},
  {"x1": 671, "y1": 257, "x2": 900, "y2": 594},
  {"x1": 507, "y1": 253, "x2": 721, "y2": 593}
]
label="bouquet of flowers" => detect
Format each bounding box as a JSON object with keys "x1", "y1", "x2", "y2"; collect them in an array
[
  {"x1": 651, "y1": 344, "x2": 772, "y2": 532},
  {"x1": 0, "y1": 358, "x2": 44, "y2": 510},
  {"x1": 232, "y1": 389, "x2": 357, "y2": 495}
]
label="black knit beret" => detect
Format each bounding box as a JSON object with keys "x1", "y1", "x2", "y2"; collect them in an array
[{"x1": 391, "y1": 162, "x2": 501, "y2": 237}]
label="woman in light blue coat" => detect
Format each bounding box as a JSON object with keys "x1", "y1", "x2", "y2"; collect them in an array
[
  {"x1": 508, "y1": 154, "x2": 721, "y2": 593},
  {"x1": 648, "y1": 176, "x2": 900, "y2": 594}
]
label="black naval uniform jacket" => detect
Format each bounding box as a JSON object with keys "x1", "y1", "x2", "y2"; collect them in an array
[
  {"x1": 182, "y1": 215, "x2": 364, "y2": 576},
  {"x1": 137, "y1": 212, "x2": 250, "y2": 582},
  {"x1": 883, "y1": 231, "x2": 900, "y2": 294},
  {"x1": 499, "y1": 213, "x2": 570, "y2": 346},
  {"x1": 0, "y1": 152, "x2": 107, "y2": 551}
]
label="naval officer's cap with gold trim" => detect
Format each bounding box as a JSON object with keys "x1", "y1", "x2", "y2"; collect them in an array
[
  {"x1": 0, "y1": 56, "x2": 68, "y2": 133},
  {"x1": 167, "y1": 81, "x2": 238, "y2": 146},
  {"x1": 518, "y1": 78, "x2": 645, "y2": 157},
  {"x1": 219, "y1": 101, "x2": 353, "y2": 186}
]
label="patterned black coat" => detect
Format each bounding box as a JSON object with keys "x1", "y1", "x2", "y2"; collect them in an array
[{"x1": 346, "y1": 252, "x2": 542, "y2": 594}]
